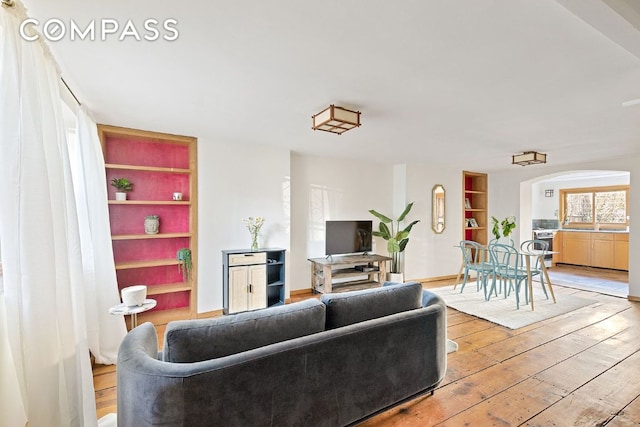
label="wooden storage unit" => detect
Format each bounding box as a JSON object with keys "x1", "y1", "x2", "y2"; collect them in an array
[
  {"x1": 462, "y1": 171, "x2": 488, "y2": 246},
  {"x1": 558, "y1": 231, "x2": 628, "y2": 271},
  {"x1": 613, "y1": 233, "x2": 629, "y2": 271},
  {"x1": 591, "y1": 233, "x2": 614, "y2": 269},
  {"x1": 222, "y1": 248, "x2": 286, "y2": 314},
  {"x1": 99, "y1": 125, "x2": 198, "y2": 326},
  {"x1": 561, "y1": 232, "x2": 591, "y2": 266},
  {"x1": 552, "y1": 232, "x2": 563, "y2": 265},
  {"x1": 308, "y1": 254, "x2": 391, "y2": 294}
]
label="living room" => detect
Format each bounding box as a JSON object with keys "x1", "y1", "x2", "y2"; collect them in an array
[{"x1": 2, "y1": 0, "x2": 640, "y2": 426}]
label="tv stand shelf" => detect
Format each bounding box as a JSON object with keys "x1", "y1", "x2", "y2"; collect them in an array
[{"x1": 308, "y1": 254, "x2": 391, "y2": 293}]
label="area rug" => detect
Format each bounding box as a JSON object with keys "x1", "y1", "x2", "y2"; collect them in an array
[{"x1": 429, "y1": 282, "x2": 596, "y2": 329}]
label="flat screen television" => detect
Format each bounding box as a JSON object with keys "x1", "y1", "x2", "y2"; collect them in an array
[{"x1": 325, "y1": 220, "x2": 373, "y2": 256}]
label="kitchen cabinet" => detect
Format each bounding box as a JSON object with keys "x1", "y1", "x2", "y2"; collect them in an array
[
  {"x1": 613, "y1": 233, "x2": 629, "y2": 271},
  {"x1": 558, "y1": 231, "x2": 628, "y2": 271},
  {"x1": 591, "y1": 233, "x2": 614, "y2": 269},
  {"x1": 552, "y1": 232, "x2": 563, "y2": 265},
  {"x1": 561, "y1": 232, "x2": 590, "y2": 266}
]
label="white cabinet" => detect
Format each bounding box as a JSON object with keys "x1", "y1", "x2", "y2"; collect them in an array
[
  {"x1": 228, "y1": 264, "x2": 267, "y2": 313},
  {"x1": 223, "y1": 249, "x2": 286, "y2": 314}
]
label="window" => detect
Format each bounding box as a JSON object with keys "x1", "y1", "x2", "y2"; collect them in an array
[{"x1": 560, "y1": 185, "x2": 629, "y2": 228}]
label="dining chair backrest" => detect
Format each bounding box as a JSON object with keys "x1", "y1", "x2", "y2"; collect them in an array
[
  {"x1": 520, "y1": 239, "x2": 549, "y2": 270},
  {"x1": 489, "y1": 238, "x2": 515, "y2": 247},
  {"x1": 489, "y1": 243, "x2": 522, "y2": 270},
  {"x1": 459, "y1": 240, "x2": 485, "y2": 265}
]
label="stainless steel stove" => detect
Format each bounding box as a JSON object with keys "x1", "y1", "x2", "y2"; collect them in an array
[{"x1": 532, "y1": 229, "x2": 556, "y2": 267}]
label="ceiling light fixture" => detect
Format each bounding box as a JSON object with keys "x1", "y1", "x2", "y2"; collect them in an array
[
  {"x1": 312, "y1": 105, "x2": 361, "y2": 135},
  {"x1": 512, "y1": 151, "x2": 547, "y2": 166}
]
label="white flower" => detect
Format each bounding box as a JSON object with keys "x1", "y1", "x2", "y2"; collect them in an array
[{"x1": 241, "y1": 216, "x2": 265, "y2": 234}]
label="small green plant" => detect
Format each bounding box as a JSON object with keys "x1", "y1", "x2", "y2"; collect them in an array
[
  {"x1": 111, "y1": 177, "x2": 133, "y2": 192},
  {"x1": 491, "y1": 216, "x2": 517, "y2": 240},
  {"x1": 176, "y1": 248, "x2": 192, "y2": 282},
  {"x1": 369, "y1": 202, "x2": 420, "y2": 274}
]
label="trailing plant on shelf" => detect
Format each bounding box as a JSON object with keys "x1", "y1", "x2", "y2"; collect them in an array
[
  {"x1": 369, "y1": 202, "x2": 420, "y2": 274},
  {"x1": 176, "y1": 248, "x2": 192, "y2": 282},
  {"x1": 491, "y1": 215, "x2": 517, "y2": 241}
]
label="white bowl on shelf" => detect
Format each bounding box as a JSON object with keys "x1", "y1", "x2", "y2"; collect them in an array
[{"x1": 121, "y1": 285, "x2": 147, "y2": 307}]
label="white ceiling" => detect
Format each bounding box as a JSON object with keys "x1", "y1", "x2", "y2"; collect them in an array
[{"x1": 20, "y1": 0, "x2": 640, "y2": 171}]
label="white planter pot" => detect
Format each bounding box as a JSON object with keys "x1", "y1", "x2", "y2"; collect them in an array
[
  {"x1": 386, "y1": 272, "x2": 404, "y2": 283},
  {"x1": 115, "y1": 192, "x2": 127, "y2": 201}
]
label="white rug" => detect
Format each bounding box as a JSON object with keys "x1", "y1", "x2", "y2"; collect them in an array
[{"x1": 429, "y1": 282, "x2": 596, "y2": 329}]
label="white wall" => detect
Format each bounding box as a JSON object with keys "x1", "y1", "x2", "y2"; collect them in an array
[
  {"x1": 531, "y1": 173, "x2": 630, "y2": 219},
  {"x1": 490, "y1": 155, "x2": 639, "y2": 298},
  {"x1": 197, "y1": 140, "x2": 290, "y2": 313},
  {"x1": 289, "y1": 153, "x2": 393, "y2": 291},
  {"x1": 404, "y1": 163, "x2": 462, "y2": 281}
]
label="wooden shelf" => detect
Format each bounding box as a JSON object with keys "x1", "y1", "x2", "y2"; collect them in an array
[
  {"x1": 106, "y1": 163, "x2": 191, "y2": 174},
  {"x1": 112, "y1": 232, "x2": 192, "y2": 240},
  {"x1": 115, "y1": 259, "x2": 181, "y2": 270},
  {"x1": 108, "y1": 200, "x2": 191, "y2": 205},
  {"x1": 147, "y1": 283, "x2": 192, "y2": 295},
  {"x1": 464, "y1": 190, "x2": 486, "y2": 194}
]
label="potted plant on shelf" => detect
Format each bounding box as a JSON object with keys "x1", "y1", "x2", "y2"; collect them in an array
[
  {"x1": 176, "y1": 248, "x2": 192, "y2": 282},
  {"x1": 491, "y1": 215, "x2": 517, "y2": 243},
  {"x1": 369, "y1": 202, "x2": 420, "y2": 283},
  {"x1": 111, "y1": 177, "x2": 133, "y2": 201}
]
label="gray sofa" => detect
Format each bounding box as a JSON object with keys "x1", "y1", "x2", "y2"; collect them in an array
[{"x1": 116, "y1": 281, "x2": 447, "y2": 427}]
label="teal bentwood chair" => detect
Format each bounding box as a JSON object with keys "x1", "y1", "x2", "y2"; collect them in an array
[
  {"x1": 458, "y1": 240, "x2": 495, "y2": 300},
  {"x1": 488, "y1": 243, "x2": 530, "y2": 309}
]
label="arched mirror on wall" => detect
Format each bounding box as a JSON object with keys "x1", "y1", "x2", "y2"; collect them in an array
[{"x1": 432, "y1": 184, "x2": 445, "y2": 233}]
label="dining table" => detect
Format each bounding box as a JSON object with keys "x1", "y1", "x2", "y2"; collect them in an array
[{"x1": 455, "y1": 244, "x2": 558, "y2": 310}]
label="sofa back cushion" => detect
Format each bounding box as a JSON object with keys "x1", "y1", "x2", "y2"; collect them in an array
[
  {"x1": 320, "y1": 281, "x2": 423, "y2": 329},
  {"x1": 163, "y1": 298, "x2": 326, "y2": 363}
]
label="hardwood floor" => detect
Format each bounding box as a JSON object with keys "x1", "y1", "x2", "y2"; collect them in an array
[{"x1": 94, "y1": 267, "x2": 639, "y2": 426}]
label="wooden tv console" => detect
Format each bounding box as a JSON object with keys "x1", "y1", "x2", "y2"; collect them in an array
[{"x1": 307, "y1": 254, "x2": 391, "y2": 293}]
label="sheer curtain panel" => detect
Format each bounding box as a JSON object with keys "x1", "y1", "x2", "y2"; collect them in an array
[
  {"x1": 73, "y1": 106, "x2": 127, "y2": 364},
  {"x1": 0, "y1": 3, "x2": 98, "y2": 426}
]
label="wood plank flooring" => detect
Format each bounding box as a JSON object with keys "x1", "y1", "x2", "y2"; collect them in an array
[{"x1": 93, "y1": 266, "x2": 638, "y2": 426}]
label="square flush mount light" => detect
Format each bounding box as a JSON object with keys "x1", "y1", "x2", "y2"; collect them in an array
[
  {"x1": 545, "y1": 189, "x2": 554, "y2": 197},
  {"x1": 312, "y1": 105, "x2": 361, "y2": 135},
  {"x1": 512, "y1": 151, "x2": 547, "y2": 166}
]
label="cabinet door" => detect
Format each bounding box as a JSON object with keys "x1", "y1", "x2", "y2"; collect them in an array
[
  {"x1": 591, "y1": 233, "x2": 614, "y2": 269},
  {"x1": 562, "y1": 233, "x2": 590, "y2": 266},
  {"x1": 614, "y1": 236, "x2": 629, "y2": 271},
  {"x1": 229, "y1": 266, "x2": 249, "y2": 313},
  {"x1": 248, "y1": 265, "x2": 267, "y2": 310},
  {"x1": 552, "y1": 232, "x2": 563, "y2": 265}
]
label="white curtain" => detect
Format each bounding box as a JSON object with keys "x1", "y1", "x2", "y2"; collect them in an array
[
  {"x1": 0, "y1": 4, "x2": 97, "y2": 426},
  {"x1": 72, "y1": 106, "x2": 127, "y2": 364}
]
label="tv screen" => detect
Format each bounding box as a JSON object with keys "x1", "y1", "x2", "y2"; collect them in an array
[{"x1": 325, "y1": 220, "x2": 373, "y2": 256}]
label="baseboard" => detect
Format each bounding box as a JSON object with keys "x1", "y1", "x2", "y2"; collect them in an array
[
  {"x1": 196, "y1": 309, "x2": 224, "y2": 319},
  {"x1": 290, "y1": 288, "x2": 313, "y2": 296},
  {"x1": 413, "y1": 274, "x2": 458, "y2": 283},
  {"x1": 627, "y1": 295, "x2": 640, "y2": 302}
]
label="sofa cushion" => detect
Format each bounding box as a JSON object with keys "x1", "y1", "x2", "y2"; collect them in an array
[
  {"x1": 163, "y1": 298, "x2": 326, "y2": 363},
  {"x1": 320, "y1": 281, "x2": 423, "y2": 329}
]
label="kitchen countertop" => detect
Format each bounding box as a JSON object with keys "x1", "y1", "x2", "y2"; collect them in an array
[{"x1": 558, "y1": 229, "x2": 629, "y2": 233}]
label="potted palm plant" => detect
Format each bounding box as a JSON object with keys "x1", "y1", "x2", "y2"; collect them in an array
[
  {"x1": 369, "y1": 202, "x2": 420, "y2": 282},
  {"x1": 111, "y1": 177, "x2": 133, "y2": 201}
]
